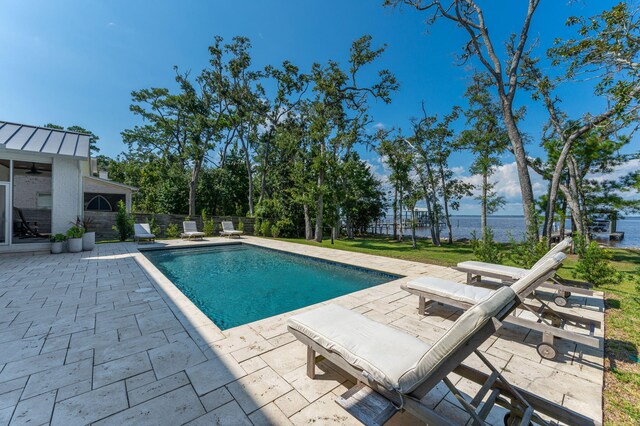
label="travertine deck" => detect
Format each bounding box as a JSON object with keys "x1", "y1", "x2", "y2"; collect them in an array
[{"x1": 0, "y1": 237, "x2": 604, "y2": 425}]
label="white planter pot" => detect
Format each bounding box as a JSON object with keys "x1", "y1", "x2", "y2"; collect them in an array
[
  {"x1": 67, "y1": 238, "x2": 83, "y2": 253},
  {"x1": 51, "y1": 241, "x2": 64, "y2": 254},
  {"x1": 82, "y1": 232, "x2": 96, "y2": 251}
]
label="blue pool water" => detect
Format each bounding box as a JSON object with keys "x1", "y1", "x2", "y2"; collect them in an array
[{"x1": 142, "y1": 244, "x2": 399, "y2": 330}]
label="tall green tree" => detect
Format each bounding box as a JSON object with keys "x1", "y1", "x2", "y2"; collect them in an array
[
  {"x1": 307, "y1": 35, "x2": 397, "y2": 242},
  {"x1": 459, "y1": 73, "x2": 509, "y2": 238},
  {"x1": 386, "y1": 0, "x2": 541, "y2": 236},
  {"x1": 522, "y1": 2, "x2": 640, "y2": 242}
]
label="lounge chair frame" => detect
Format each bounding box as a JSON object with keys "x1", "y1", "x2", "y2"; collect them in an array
[
  {"x1": 181, "y1": 221, "x2": 205, "y2": 241},
  {"x1": 133, "y1": 223, "x2": 155, "y2": 243},
  {"x1": 454, "y1": 238, "x2": 591, "y2": 307},
  {"x1": 402, "y1": 264, "x2": 601, "y2": 360},
  {"x1": 220, "y1": 221, "x2": 243, "y2": 238},
  {"x1": 289, "y1": 302, "x2": 596, "y2": 426}
]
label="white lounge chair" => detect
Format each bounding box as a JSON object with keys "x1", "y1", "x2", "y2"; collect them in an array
[
  {"x1": 220, "y1": 221, "x2": 243, "y2": 238},
  {"x1": 455, "y1": 237, "x2": 591, "y2": 306},
  {"x1": 288, "y1": 255, "x2": 593, "y2": 426},
  {"x1": 133, "y1": 223, "x2": 155, "y2": 243},
  {"x1": 403, "y1": 252, "x2": 601, "y2": 360},
  {"x1": 181, "y1": 221, "x2": 205, "y2": 240}
]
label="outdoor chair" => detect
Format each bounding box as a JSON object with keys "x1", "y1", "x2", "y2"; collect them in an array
[
  {"x1": 402, "y1": 252, "x2": 601, "y2": 360},
  {"x1": 13, "y1": 207, "x2": 44, "y2": 239},
  {"x1": 181, "y1": 221, "x2": 205, "y2": 240},
  {"x1": 454, "y1": 237, "x2": 592, "y2": 307},
  {"x1": 133, "y1": 223, "x2": 155, "y2": 243},
  {"x1": 220, "y1": 221, "x2": 243, "y2": 238},
  {"x1": 288, "y1": 255, "x2": 596, "y2": 426}
]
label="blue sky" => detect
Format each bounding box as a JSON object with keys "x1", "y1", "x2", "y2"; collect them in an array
[{"x1": 0, "y1": 1, "x2": 633, "y2": 214}]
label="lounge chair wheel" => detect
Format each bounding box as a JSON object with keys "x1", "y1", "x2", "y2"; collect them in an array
[
  {"x1": 503, "y1": 413, "x2": 533, "y2": 426},
  {"x1": 536, "y1": 342, "x2": 558, "y2": 360},
  {"x1": 553, "y1": 295, "x2": 568, "y2": 307}
]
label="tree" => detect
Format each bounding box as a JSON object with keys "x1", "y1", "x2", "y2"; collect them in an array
[
  {"x1": 407, "y1": 105, "x2": 470, "y2": 245},
  {"x1": 522, "y1": 2, "x2": 640, "y2": 243},
  {"x1": 307, "y1": 35, "x2": 397, "y2": 242},
  {"x1": 404, "y1": 178, "x2": 423, "y2": 248},
  {"x1": 44, "y1": 123, "x2": 100, "y2": 154},
  {"x1": 377, "y1": 129, "x2": 412, "y2": 241},
  {"x1": 459, "y1": 73, "x2": 509, "y2": 238},
  {"x1": 386, "y1": 0, "x2": 541, "y2": 236}
]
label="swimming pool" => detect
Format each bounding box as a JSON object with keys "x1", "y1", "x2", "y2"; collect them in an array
[{"x1": 142, "y1": 244, "x2": 400, "y2": 330}]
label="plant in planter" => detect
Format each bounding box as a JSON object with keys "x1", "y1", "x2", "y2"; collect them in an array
[
  {"x1": 50, "y1": 234, "x2": 66, "y2": 254},
  {"x1": 66, "y1": 226, "x2": 85, "y2": 253},
  {"x1": 74, "y1": 215, "x2": 96, "y2": 251}
]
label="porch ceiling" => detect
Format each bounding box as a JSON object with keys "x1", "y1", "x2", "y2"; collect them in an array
[{"x1": 0, "y1": 121, "x2": 90, "y2": 159}]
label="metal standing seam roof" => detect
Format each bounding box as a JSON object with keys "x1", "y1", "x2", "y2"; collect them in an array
[{"x1": 0, "y1": 121, "x2": 91, "y2": 159}]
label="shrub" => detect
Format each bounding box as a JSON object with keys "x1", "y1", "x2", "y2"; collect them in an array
[
  {"x1": 166, "y1": 223, "x2": 181, "y2": 239},
  {"x1": 572, "y1": 232, "x2": 622, "y2": 286},
  {"x1": 201, "y1": 210, "x2": 215, "y2": 236},
  {"x1": 112, "y1": 200, "x2": 134, "y2": 241},
  {"x1": 203, "y1": 220, "x2": 215, "y2": 237},
  {"x1": 261, "y1": 220, "x2": 272, "y2": 237},
  {"x1": 271, "y1": 224, "x2": 281, "y2": 238},
  {"x1": 254, "y1": 218, "x2": 262, "y2": 236},
  {"x1": 149, "y1": 214, "x2": 161, "y2": 236},
  {"x1": 507, "y1": 220, "x2": 548, "y2": 268},
  {"x1": 470, "y1": 228, "x2": 503, "y2": 264},
  {"x1": 237, "y1": 220, "x2": 244, "y2": 232},
  {"x1": 274, "y1": 218, "x2": 295, "y2": 238}
]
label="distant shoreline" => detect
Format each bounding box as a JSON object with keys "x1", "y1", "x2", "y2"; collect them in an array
[{"x1": 448, "y1": 215, "x2": 640, "y2": 219}]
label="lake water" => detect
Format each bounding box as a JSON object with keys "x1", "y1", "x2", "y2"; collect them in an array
[{"x1": 389, "y1": 215, "x2": 640, "y2": 248}]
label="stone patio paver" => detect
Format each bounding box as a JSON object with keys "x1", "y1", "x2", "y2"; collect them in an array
[{"x1": 0, "y1": 237, "x2": 604, "y2": 425}]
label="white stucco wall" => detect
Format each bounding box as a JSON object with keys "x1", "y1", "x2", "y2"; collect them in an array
[{"x1": 52, "y1": 157, "x2": 82, "y2": 234}]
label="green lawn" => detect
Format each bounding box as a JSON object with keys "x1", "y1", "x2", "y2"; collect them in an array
[{"x1": 279, "y1": 235, "x2": 640, "y2": 425}]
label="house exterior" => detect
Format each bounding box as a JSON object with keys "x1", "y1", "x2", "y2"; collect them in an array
[{"x1": 0, "y1": 120, "x2": 136, "y2": 252}]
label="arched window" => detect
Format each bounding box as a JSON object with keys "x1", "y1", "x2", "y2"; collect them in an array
[{"x1": 86, "y1": 195, "x2": 113, "y2": 211}]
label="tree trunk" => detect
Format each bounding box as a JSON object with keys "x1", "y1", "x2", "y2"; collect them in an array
[
  {"x1": 419, "y1": 174, "x2": 439, "y2": 246},
  {"x1": 559, "y1": 197, "x2": 567, "y2": 240},
  {"x1": 314, "y1": 141, "x2": 325, "y2": 243},
  {"x1": 258, "y1": 132, "x2": 272, "y2": 204},
  {"x1": 438, "y1": 163, "x2": 453, "y2": 244},
  {"x1": 543, "y1": 139, "x2": 573, "y2": 243},
  {"x1": 240, "y1": 135, "x2": 255, "y2": 216},
  {"x1": 411, "y1": 205, "x2": 417, "y2": 249},
  {"x1": 304, "y1": 203, "x2": 313, "y2": 240},
  {"x1": 392, "y1": 185, "x2": 398, "y2": 240},
  {"x1": 398, "y1": 185, "x2": 403, "y2": 242},
  {"x1": 481, "y1": 172, "x2": 488, "y2": 239},
  {"x1": 425, "y1": 163, "x2": 441, "y2": 245},
  {"x1": 501, "y1": 109, "x2": 537, "y2": 237},
  {"x1": 188, "y1": 157, "x2": 203, "y2": 217}
]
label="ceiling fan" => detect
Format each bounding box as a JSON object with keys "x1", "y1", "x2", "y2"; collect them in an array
[{"x1": 26, "y1": 162, "x2": 42, "y2": 175}]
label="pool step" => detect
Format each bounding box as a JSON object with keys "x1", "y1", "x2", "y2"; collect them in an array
[{"x1": 336, "y1": 383, "x2": 397, "y2": 425}]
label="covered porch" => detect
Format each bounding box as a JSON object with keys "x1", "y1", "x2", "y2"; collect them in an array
[{"x1": 0, "y1": 121, "x2": 90, "y2": 252}]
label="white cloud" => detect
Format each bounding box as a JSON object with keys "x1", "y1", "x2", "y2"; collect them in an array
[
  {"x1": 107, "y1": 22, "x2": 116, "y2": 27},
  {"x1": 373, "y1": 122, "x2": 385, "y2": 130},
  {"x1": 587, "y1": 158, "x2": 639, "y2": 183}
]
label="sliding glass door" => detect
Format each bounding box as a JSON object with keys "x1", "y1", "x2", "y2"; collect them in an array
[{"x1": 0, "y1": 183, "x2": 8, "y2": 245}]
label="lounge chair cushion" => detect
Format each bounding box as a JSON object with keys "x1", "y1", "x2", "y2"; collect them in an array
[
  {"x1": 288, "y1": 304, "x2": 431, "y2": 393},
  {"x1": 457, "y1": 238, "x2": 571, "y2": 280},
  {"x1": 288, "y1": 286, "x2": 515, "y2": 394},
  {"x1": 406, "y1": 277, "x2": 492, "y2": 304},
  {"x1": 510, "y1": 253, "x2": 565, "y2": 296},
  {"x1": 457, "y1": 261, "x2": 527, "y2": 279},
  {"x1": 134, "y1": 224, "x2": 155, "y2": 240}
]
